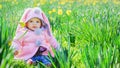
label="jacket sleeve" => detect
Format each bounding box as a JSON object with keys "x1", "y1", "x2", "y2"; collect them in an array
[
  {"x1": 11, "y1": 39, "x2": 22, "y2": 52},
  {"x1": 10, "y1": 31, "x2": 24, "y2": 52},
  {"x1": 41, "y1": 12, "x2": 61, "y2": 51},
  {"x1": 45, "y1": 32, "x2": 60, "y2": 50}
]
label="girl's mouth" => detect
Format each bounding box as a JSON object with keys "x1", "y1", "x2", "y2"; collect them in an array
[{"x1": 32, "y1": 26, "x2": 37, "y2": 28}]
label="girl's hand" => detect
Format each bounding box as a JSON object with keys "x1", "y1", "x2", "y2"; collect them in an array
[
  {"x1": 14, "y1": 50, "x2": 19, "y2": 55},
  {"x1": 27, "y1": 59, "x2": 33, "y2": 65}
]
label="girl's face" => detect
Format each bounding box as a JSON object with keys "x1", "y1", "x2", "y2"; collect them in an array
[{"x1": 26, "y1": 17, "x2": 42, "y2": 31}]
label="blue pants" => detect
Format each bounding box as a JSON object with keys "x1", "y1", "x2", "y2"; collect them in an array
[{"x1": 31, "y1": 55, "x2": 51, "y2": 65}]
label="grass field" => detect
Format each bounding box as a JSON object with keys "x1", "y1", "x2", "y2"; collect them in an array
[{"x1": 0, "y1": 0, "x2": 120, "y2": 68}]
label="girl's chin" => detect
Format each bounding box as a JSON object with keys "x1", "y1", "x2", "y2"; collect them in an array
[
  {"x1": 27, "y1": 27, "x2": 35, "y2": 31},
  {"x1": 29, "y1": 28, "x2": 35, "y2": 31},
  {"x1": 28, "y1": 27, "x2": 40, "y2": 31}
]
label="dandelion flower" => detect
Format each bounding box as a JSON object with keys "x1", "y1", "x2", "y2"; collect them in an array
[
  {"x1": 58, "y1": 9, "x2": 63, "y2": 15},
  {"x1": 49, "y1": 10, "x2": 52, "y2": 14},
  {"x1": 20, "y1": 22, "x2": 25, "y2": 28},
  {"x1": 50, "y1": 1, "x2": 53, "y2": 4},
  {"x1": 52, "y1": 8, "x2": 56, "y2": 12},
  {"x1": 113, "y1": 0, "x2": 119, "y2": 4},
  {"x1": 8, "y1": 40, "x2": 12, "y2": 46},
  {"x1": 103, "y1": 0, "x2": 108, "y2": 3},
  {"x1": 0, "y1": 4, "x2": 2, "y2": 9},
  {"x1": 40, "y1": 0, "x2": 46, "y2": 5},
  {"x1": 60, "y1": 1, "x2": 65, "y2": 5},
  {"x1": 66, "y1": 10, "x2": 71, "y2": 16}
]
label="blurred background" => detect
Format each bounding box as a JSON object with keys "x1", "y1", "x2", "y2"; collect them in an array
[{"x1": 0, "y1": 0, "x2": 120, "y2": 68}]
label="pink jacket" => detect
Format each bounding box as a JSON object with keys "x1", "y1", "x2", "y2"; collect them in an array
[{"x1": 11, "y1": 7, "x2": 59, "y2": 60}]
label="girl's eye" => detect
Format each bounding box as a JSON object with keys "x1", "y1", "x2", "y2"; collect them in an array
[
  {"x1": 30, "y1": 21, "x2": 33, "y2": 23},
  {"x1": 36, "y1": 21, "x2": 40, "y2": 23}
]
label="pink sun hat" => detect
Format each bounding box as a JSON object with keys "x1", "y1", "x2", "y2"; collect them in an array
[{"x1": 20, "y1": 7, "x2": 44, "y2": 23}]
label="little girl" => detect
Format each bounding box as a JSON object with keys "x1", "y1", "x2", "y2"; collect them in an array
[{"x1": 11, "y1": 7, "x2": 60, "y2": 66}]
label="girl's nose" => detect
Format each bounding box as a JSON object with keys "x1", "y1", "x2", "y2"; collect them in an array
[{"x1": 33, "y1": 22, "x2": 37, "y2": 24}]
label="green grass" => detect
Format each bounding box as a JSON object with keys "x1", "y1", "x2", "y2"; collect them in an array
[{"x1": 0, "y1": 0, "x2": 120, "y2": 68}]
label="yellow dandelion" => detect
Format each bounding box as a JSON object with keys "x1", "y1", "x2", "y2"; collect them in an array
[
  {"x1": 48, "y1": 10, "x2": 52, "y2": 14},
  {"x1": 58, "y1": 9, "x2": 63, "y2": 15},
  {"x1": 84, "y1": 1, "x2": 87, "y2": 5},
  {"x1": 103, "y1": 0, "x2": 108, "y2": 3},
  {"x1": 84, "y1": 0, "x2": 91, "y2": 5},
  {"x1": 50, "y1": 1, "x2": 53, "y2": 4},
  {"x1": 8, "y1": 40, "x2": 12, "y2": 46},
  {"x1": 33, "y1": 3, "x2": 37, "y2": 7},
  {"x1": 0, "y1": 4, "x2": 2, "y2": 9},
  {"x1": 20, "y1": 22, "x2": 25, "y2": 28},
  {"x1": 93, "y1": 0, "x2": 97, "y2": 6},
  {"x1": 78, "y1": 0, "x2": 81, "y2": 2},
  {"x1": 52, "y1": 8, "x2": 56, "y2": 12},
  {"x1": 113, "y1": 0, "x2": 119, "y2": 4},
  {"x1": 40, "y1": 0, "x2": 46, "y2": 5},
  {"x1": 60, "y1": 1, "x2": 65, "y2": 5},
  {"x1": 66, "y1": 10, "x2": 71, "y2": 16},
  {"x1": 14, "y1": 0, "x2": 17, "y2": 2}
]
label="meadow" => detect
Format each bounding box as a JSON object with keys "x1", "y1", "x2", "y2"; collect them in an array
[{"x1": 0, "y1": 0, "x2": 120, "y2": 68}]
